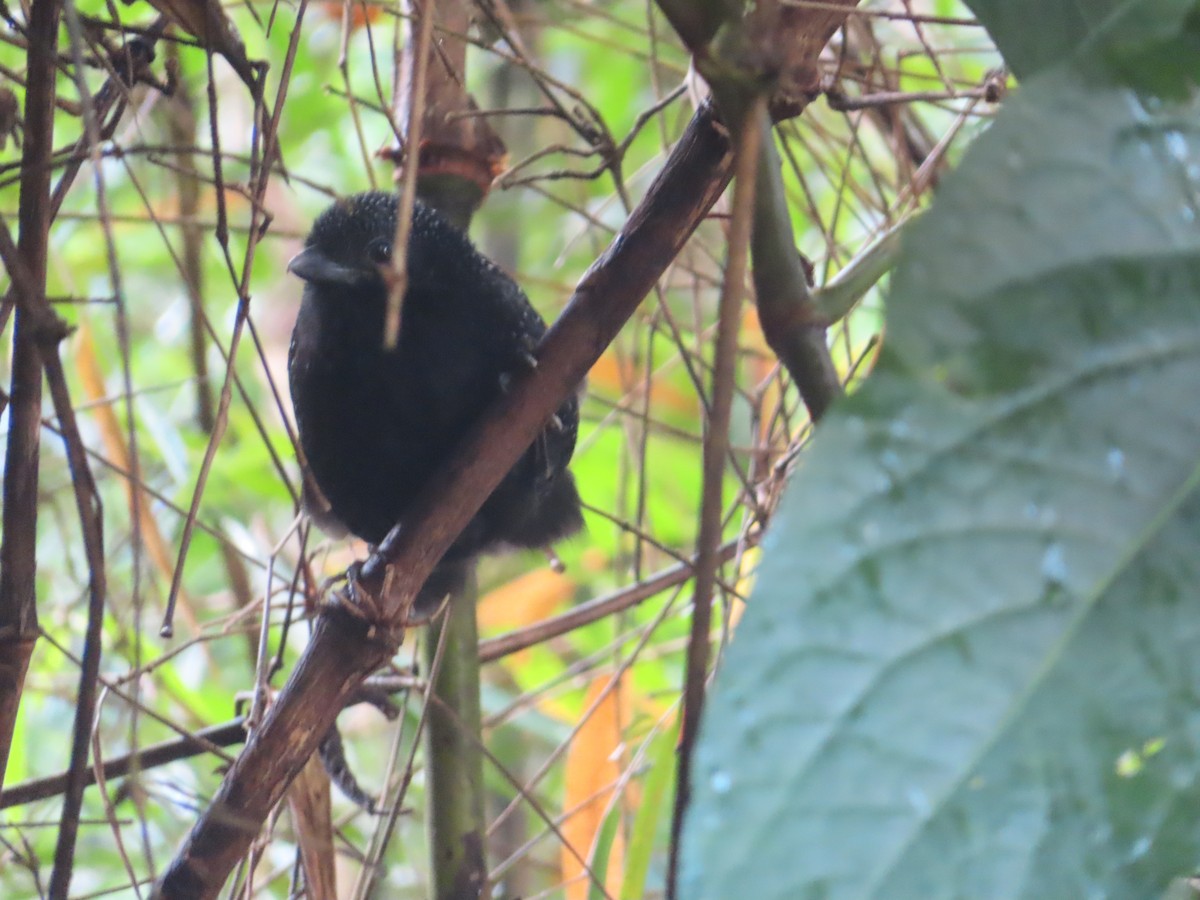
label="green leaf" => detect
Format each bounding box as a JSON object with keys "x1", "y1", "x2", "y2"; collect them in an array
[
  {"x1": 964, "y1": 0, "x2": 1200, "y2": 79},
  {"x1": 1104, "y1": 7, "x2": 1200, "y2": 98},
  {"x1": 962, "y1": 0, "x2": 1125, "y2": 77},
  {"x1": 588, "y1": 790, "x2": 624, "y2": 900},
  {"x1": 679, "y1": 61, "x2": 1200, "y2": 900},
  {"x1": 621, "y1": 716, "x2": 680, "y2": 900},
  {"x1": 887, "y1": 69, "x2": 1200, "y2": 392}
]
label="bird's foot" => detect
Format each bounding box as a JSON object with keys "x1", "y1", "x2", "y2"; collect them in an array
[
  {"x1": 325, "y1": 561, "x2": 386, "y2": 626},
  {"x1": 317, "y1": 568, "x2": 348, "y2": 605}
]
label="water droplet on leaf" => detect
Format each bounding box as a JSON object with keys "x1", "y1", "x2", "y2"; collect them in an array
[
  {"x1": 1106, "y1": 447, "x2": 1126, "y2": 481},
  {"x1": 710, "y1": 770, "x2": 732, "y2": 794},
  {"x1": 1041, "y1": 543, "x2": 1068, "y2": 586}
]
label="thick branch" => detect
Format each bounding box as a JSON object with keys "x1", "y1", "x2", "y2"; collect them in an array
[
  {"x1": 154, "y1": 100, "x2": 734, "y2": 900},
  {"x1": 748, "y1": 100, "x2": 842, "y2": 420},
  {"x1": 155, "y1": 607, "x2": 392, "y2": 898}
]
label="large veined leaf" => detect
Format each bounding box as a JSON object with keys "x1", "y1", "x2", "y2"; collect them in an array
[
  {"x1": 679, "y1": 40, "x2": 1200, "y2": 900},
  {"x1": 963, "y1": 0, "x2": 1199, "y2": 79},
  {"x1": 888, "y1": 69, "x2": 1200, "y2": 387}
]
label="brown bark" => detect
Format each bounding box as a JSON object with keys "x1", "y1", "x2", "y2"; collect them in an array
[
  {"x1": 155, "y1": 607, "x2": 393, "y2": 899},
  {"x1": 154, "y1": 99, "x2": 734, "y2": 900},
  {"x1": 0, "y1": 0, "x2": 61, "y2": 792}
]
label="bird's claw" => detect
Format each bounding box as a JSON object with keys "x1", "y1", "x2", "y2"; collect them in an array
[
  {"x1": 327, "y1": 561, "x2": 385, "y2": 625},
  {"x1": 318, "y1": 567, "x2": 349, "y2": 602},
  {"x1": 499, "y1": 350, "x2": 540, "y2": 394}
]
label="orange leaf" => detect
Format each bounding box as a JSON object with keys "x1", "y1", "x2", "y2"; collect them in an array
[
  {"x1": 321, "y1": 0, "x2": 382, "y2": 30},
  {"x1": 561, "y1": 675, "x2": 627, "y2": 900},
  {"x1": 589, "y1": 348, "x2": 697, "y2": 417},
  {"x1": 580, "y1": 546, "x2": 609, "y2": 573},
  {"x1": 587, "y1": 350, "x2": 629, "y2": 395},
  {"x1": 75, "y1": 323, "x2": 200, "y2": 632},
  {"x1": 477, "y1": 567, "x2": 574, "y2": 632}
]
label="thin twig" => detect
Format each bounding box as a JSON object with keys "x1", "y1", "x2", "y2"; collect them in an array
[
  {"x1": 45, "y1": 1, "x2": 126, "y2": 890},
  {"x1": 164, "y1": 0, "x2": 307, "y2": 637},
  {"x1": 0, "y1": 0, "x2": 61, "y2": 804},
  {"x1": 666, "y1": 93, "x2": 763, "y2": 899},
  {"x1": 383, "y1": 0, "x2": 436, "y2": 349}
]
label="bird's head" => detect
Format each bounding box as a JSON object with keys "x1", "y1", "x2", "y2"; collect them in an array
[{"x1": 287, "y1": 192, "x2": 398, "y2": 287}]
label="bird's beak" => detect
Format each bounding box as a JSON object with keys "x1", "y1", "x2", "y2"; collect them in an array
[{"x1": 287, "y1": 247, "x2": 363, "y2": 285}]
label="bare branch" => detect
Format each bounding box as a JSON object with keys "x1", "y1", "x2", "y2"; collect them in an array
[
  {"x1": 749, "y1": 98, "x2": 842, "y2": 420},
  {"x1": 154, "y1": 98, "x2": 735, "y2": 900},
  {"x1": 667, "y1": 93, "x2": 763, "y2": 897},
  {"x1": 0, "y1": 0, "x2": 62, "y2": 798}
]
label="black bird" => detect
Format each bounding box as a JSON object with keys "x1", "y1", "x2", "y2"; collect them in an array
[{"x1": 287, "y1": 191, "x2": 583, "y2": 614}]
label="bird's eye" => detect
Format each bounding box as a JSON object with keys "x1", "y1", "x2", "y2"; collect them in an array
[{"x1": 367, "y1": 240, "x2": 392, "y2": 265}]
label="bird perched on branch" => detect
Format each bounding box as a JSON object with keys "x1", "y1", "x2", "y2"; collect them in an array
[{"x1": 287, "y1": 191, "x2": 583, "y2": 616}]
